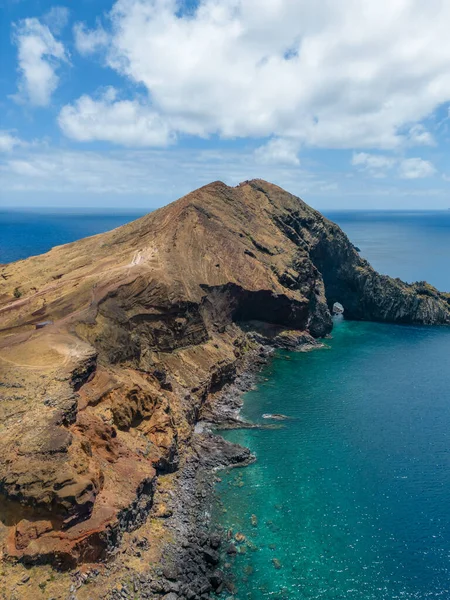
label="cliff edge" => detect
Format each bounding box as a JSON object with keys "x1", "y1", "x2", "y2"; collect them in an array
[{"x1": 0, "y1": 179, "x2": 449, "y2": 574}]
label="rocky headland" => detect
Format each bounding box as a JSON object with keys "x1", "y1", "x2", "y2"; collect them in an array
[{"x1": 0, "y1": 179, "x2": 449, "y2": 599}]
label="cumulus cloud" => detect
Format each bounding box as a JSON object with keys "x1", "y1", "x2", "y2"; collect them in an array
[
  {"x1": 254, "y1": 138, "x2": 300, "y2": 166},
  {"x1": 13, "y1": 17, "x2": 68, "y2": 106},
  {"x1": 353, "y1": 152, "x2": 436, "y2": 180},
  {"x1": 398, "y1": 158, "x2": 436, "y2": 180},
  {"x1": 58, "y1": 88, "x2": 174, "y2": 146},
  {"x1": 65, "y1": 0, "x2": 450, "y2": 149},
  {"x1": 74, "y1": 22, "x2": 109, "y2": 55}
]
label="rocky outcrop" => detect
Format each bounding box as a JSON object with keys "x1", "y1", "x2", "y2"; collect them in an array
[
  {"x1": 308, "y1": 221, "x2": 450, "y2": 324},
  {"x1": 0, "y1": 179, "x2": 449, "y2": 582}
]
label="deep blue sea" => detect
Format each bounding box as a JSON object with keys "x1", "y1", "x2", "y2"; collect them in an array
[
  {"x1": 0, "y1": 210, "x2": 145, "y2": 264},
  {"x1": 1, "y1": 209, "x2": 450, "y2": 599},
  {"x1": 324, "y1": 211, "x2": 450, "y2": 292}
]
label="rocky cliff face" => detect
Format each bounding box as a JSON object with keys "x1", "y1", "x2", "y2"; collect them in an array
[{"x1": 0, "y1": 179, "x2": 449, "y2": 574}]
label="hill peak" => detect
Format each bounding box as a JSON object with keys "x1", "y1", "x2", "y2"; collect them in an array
[{"x1": 0, "y1": 179, "x2": 449, "y2": 570}]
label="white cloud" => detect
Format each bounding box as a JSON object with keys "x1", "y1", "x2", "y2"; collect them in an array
[
  {"x1": 254, "y1": 138, "x2": 300, "y2": 166},
  {"x1": 398, "y1": 158, "x2": 436, "y2": 179},
  {"x1": 58, "y1": 88, "x2": 174, "y2": 146},
  {"x1": 66, "y1": 0, "x2": 450, "y2": 149},
  {"x1": 8, "y1": 159, "x2": 48, "y2": 178},
  {"x1": 407, "y1": 125, "x2": 434, "y2": 147},
  {"x1": 352, "y1": 152, "x2": 396, "y2": 170},
  {"x1": 2, "y1": 143, "x2": 448, "y2": 209},
  {"x1": 352, "y1": 152, "x2": 436, "y2": 180},
  {"x1": 74, "y1": 22, "x2": 109, "y2": 55},
  {"x1": 43, "y1": 6, "x2": 70, "y2": 35},
  {"x1": 13, "y1": 18, "x2": 68, "y2": 106},
  {"x1": 0, "y1": 132, "x2": 24, "y2": 152},
  {"x1": 352, "y1": 152, "x2": 396, "y2": 177},
  {"x1": 0, "y1": 143, "x2": 327, "y2": 201}
]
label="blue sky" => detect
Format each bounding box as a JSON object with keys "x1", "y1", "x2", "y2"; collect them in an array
[{"x1": 1, "y1": 0, "x2": 450, "y2": 210}]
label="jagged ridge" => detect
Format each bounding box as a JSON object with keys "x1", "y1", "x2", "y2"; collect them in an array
[{"x1": 0, "y1": 179, "x2": 449, "y2": 569}]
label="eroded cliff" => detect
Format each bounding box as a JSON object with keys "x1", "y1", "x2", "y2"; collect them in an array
[{"x1": 0, "y1": 179, "x2": 449, "y2": 582}]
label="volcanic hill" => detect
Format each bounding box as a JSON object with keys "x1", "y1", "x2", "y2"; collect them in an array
[{"x1": 0, "y1": 180, "x2": 449, "y2": 590}]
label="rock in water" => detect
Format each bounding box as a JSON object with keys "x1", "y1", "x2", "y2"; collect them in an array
[
  {"x1": 333, "y1": 302, "x2": 344, "y2": 315},
  {"x1": 262, "y1": 413, "x2": 291, "y2": 420},
  {"x1": 0, "y1": 179, "x2": 449, "y2": 567}
]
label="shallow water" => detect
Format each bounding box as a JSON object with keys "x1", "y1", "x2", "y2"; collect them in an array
[{"x1": 215, "y1": 321, "x2": 450, "y2": 599}]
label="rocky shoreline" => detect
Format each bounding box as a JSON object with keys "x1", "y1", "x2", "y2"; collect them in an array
[
  {"x1": 112, "y1": 335, "x2": 320, "y2": 600},
  {"x1": 103, "y1": 343, "x2": 273, "y2": 600}
]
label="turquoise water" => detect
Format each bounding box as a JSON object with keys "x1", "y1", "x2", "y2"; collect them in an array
[{"x1": 216, "y1": 322, "x2": 450, "y2": 599}]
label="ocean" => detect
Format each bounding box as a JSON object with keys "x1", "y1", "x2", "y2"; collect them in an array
[
  {"x1": 1, "y1": 208, "x2": 450, "y2": 599},
  {"x1": 324, "y1": 211, "x2": 450, "y2": 292},
  {"x1": 215, "y1": 211, "x2": 450, "y2": 600},
  {"x1": 216, "y1": 321, "x2": 450, "y2": 599},
  {"x1": 0, "y1": 210, "x2": 145, "y2": 264}
]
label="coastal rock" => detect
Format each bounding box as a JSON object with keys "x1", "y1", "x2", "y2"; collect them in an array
[
  {"x1": 0, "y1": 179, "x2": 449, "y2": 576},
  {"x1": 332, "y1": 302, "x2": 344, "y2": 315},
  {"x1": 202, "y1": 547, "x2": 220, "y2": 565},
  {"x1": 209, "y1": 569, "x2": 224, "y2": 589}
]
